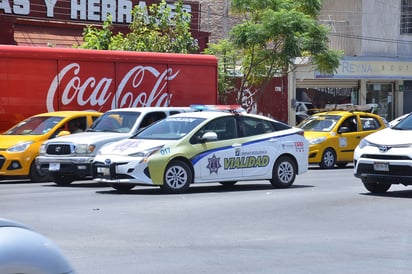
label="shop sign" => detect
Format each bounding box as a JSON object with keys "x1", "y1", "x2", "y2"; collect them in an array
[
  {"x1": 0, "y1": 0, "x2": 199, "y2": 26},
  {"x1": 316, "y1": 57, "x2": 412, "y2": 79}
]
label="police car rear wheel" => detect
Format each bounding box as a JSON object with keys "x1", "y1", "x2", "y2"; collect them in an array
[
  {"x1": 161, "y1": 160, "x2": 192, "y2": 194},
  {"x1": 270, "y1": 156, "x2": 296, "y2": 188}
]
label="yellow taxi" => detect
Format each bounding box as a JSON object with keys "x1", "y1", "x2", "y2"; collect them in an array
[
  {"x1": 298, "y1": 108, "x2": 387, "y2": 168},
  {"x1": 0, "y1": 111, "x2": 102, "y2": 182}
]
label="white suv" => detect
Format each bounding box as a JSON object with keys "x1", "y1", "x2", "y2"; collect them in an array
[
  {"x1": 36, "y1": 107, "x2": 190, "y2": 185},
  {"x1": 354, "y1": 113, "x2": 412, "y2": 193}
]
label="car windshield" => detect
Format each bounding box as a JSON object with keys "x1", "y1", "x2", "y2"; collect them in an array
[
  {"x1": 133, "y1": 116, "x2": 205, "y2": 140},
  {"x1": 298, "y1": 115, "x2": 339, "y2": 132},
  {"x1": 88, "y1": 111, "x2": 140, "y2": 133},
  {"x1": 4, "y1": 116, "x2": 64, "y2": 135},
  {"x1": 392, "y1": 113, "x2": 412, "y2": 130}
]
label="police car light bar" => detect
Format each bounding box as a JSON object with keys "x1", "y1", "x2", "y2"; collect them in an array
[{"x1": 190, "y1": 104, "x2": 246, "y2": 113}]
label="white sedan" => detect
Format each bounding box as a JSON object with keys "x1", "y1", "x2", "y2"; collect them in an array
[
  {"x1": 93, "y1": 109, "x2": 309, "y2": 193},
  {"x1": 354, "y1": 112, "x2": 412, "y2": 193}
]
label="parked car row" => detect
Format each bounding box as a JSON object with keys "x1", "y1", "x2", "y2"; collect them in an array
[
  {"x1": 0, "y1": 105, "x2": 309, "y2": 194},
  {"x1": 1, "y1": 105, "x2": 411, "y2": 194}
]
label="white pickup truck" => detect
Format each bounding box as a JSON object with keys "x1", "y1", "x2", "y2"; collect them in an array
[{"x1": 36, "y1": 107, "x2": 190, "y2": 185}]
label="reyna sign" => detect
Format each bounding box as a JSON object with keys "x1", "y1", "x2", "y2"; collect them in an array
[{"x1": 0, "y1": 0, "x2": 198, "y2": 25}]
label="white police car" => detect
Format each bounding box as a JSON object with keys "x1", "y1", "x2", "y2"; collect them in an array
[{"x1": 93, "y1": 106, "x2": 309, "y2": 193}]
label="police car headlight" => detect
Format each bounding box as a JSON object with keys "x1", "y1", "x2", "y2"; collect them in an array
[
  {"x1": 129, "y1": 146, "x2": 163, "y2": 158},
  {"x1": 75, "y1": 144, "x2": 95, "y2": 154},
  {"x1": 308, "y1": 137, "x2": 326, "y2": 145},
  {"x1": 7, "y1": 141, "x2": 33, "y2": 152}
]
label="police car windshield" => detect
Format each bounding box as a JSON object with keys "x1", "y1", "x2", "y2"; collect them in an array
[
  {"x1": 133, "y1": 116, "x2": 205, "y2": 140},
  {"x1": 299, "y1": 115, "x2": 339, "y2": 132}
]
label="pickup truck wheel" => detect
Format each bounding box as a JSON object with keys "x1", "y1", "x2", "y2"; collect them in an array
[
  {"x1": 161, "y1": 160, "x2": 192, "y2": 194},
  {"x1": 29, "y1": 161, "x2": 49, "y2": 182},
  {"x1": 270, "y1": 156, "x2": 296, "y2": 188},
  {"x1": 362, "y1": 180, "x2": 391, "y2": 193},
  {"x1": 50, "y1": 173, "x2": 75, "y2": 186},
  {"x1": 112, "y1": 184, "x2": 135, "y2": 192}
]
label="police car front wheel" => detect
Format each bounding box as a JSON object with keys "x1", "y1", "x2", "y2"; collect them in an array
[
  {"x1": 161, "y1": 160, "x2": 192, "y2": 194},
  {"x1": 270, "y1": 156, "x2": 296, "y2": 188}
]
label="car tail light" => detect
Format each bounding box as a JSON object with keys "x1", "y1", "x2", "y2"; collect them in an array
[{"x1": 296, "y1": 130, "x2": 305, "y2": 136}]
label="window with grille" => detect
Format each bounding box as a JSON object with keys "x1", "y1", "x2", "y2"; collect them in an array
[{"x1": 401, "y1": 0, "x2": 412, "y2": 34}]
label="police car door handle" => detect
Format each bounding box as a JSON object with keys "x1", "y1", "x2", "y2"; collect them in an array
[{"x1": 232, "y1": 143, "x2": 241, "y2": 148}]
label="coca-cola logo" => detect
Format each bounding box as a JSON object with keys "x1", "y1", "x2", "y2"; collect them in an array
[{"x1": 46, "y1": 63, "x2": 179, "y2": 112}]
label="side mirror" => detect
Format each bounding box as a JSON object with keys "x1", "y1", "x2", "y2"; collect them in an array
[
  {"x1": 338, "y1": 126, "x2": 350, "y2": 134},
  {"x1": 200, "y1": 132, "x2": 218, "y2": 142},
  {"x1": 56, "y1": 130, "x2": 71, "y2": 137}
]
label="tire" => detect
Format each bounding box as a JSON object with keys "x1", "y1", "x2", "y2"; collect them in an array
[
  {"x1": 270, "y1": 156, "x2": 296, "y2": 188},
  {"x1": 362, "y1": 179, "x2": 391, "y2": 193},
  {"x1": 336, "y1": 162, "x2": 348, "y2": 168},
  {"x1": 319, "y1": 148, "x2": 336, "y2": 169},
  {"x1": 161, "y1": 160, "x2": 192, "y2": 194},
  {"x1": 29, "y1": 161, "x2": 49, "y2": 182},
  {"x1": 219, "y1": 181, "x2": 237, "y2": 187},
  {"x1": 112, "y1": 184, "x2": 135, "y2": 192},
  {"x1": 50, "y1": 173, "x2": 76, "y2": 186}
]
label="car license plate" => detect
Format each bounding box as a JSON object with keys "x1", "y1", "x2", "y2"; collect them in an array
[
  {"x1": 374, "y1": 162, "x2": 389, "y2": 171},
  {"x1": 49, "y1": 163, "x2": 60, "y2": 171},
  {"x1": 97, "y1": 167, "x2": 110, "y2": 176}
]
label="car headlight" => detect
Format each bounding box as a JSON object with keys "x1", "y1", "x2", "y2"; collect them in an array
[
  {"x1": 75, "y1": 144, "x2": 95, "y2": 154},
  {"x1": 129, "y1": 146, "x2": 164, "y2": 159},
  {"x1": 358, "y1": 138, "x2": 371, "y2": 149},
  {"x1": 7, "y1": 141, "x2": 34, "y2": 152},
  {"x1": 39, "y1": 144, "x2": 46, "y2": 154},
  {"x1": 308, "y1": 137, "x2": 327, "y2": 145}
]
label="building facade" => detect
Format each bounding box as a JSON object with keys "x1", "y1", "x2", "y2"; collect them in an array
[{"x1": 290, "y1": 0, "x2": 412, "y2": 124}]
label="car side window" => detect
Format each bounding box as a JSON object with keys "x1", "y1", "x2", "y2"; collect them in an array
[
  {"x1": 339, "y1": 116, "x2": 358, "y2": 132},
  {"x1": 239, "y1": 117, "x2": 276, "y2": 137},
  {"x1": 190, "y1": 117, "x2": 237, "y2": 143},
  {"x1": 360, "y1": 116, "x2": 380, "y2": 130},
  {"x1": 140, "y1": 112, "x2": 167, "y2": 129}
]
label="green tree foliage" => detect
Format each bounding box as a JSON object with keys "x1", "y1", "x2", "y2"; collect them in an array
[
  {"x1": 204, "y1": 39, "x2": 238, "y2": 102},
  {"x1": 78, "y1": 0, "x2": 198, "y2": 53},
  {"x1": 209, "y1": 0, "x2": 342, "y2": 103}
]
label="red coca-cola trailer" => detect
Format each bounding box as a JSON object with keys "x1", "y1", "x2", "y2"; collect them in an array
[{"x1": 0, "y1": 45, "x2": 218, "y2": 132}]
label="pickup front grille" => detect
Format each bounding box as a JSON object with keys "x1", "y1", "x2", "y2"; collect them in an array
[{"x1": 46, "y1": 144, "x2": 72, "y2": 155}]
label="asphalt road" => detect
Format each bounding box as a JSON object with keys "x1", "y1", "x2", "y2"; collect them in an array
[{"x1": 1, "y1": 166, "x2": 412, "y2": 274}]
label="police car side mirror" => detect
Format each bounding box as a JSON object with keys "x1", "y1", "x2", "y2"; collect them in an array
[{"x1": 201, "y1": 132, "x2": 218, "y2": 142}]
